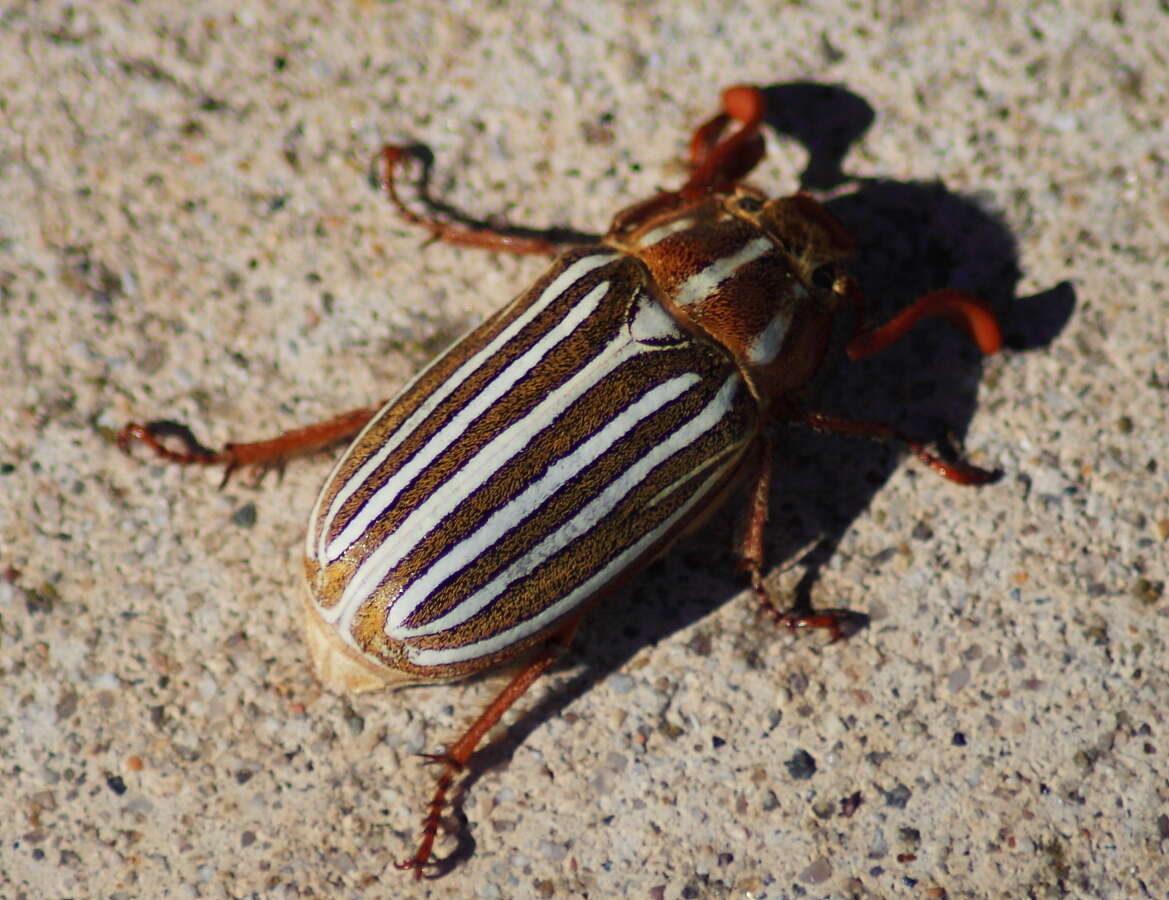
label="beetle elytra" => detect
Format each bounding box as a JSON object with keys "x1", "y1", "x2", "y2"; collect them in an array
[{"x1": 119, "y1": 85, "x2": 1002, "y2": 878}]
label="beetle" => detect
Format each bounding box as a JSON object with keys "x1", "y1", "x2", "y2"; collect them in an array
[{"x1": 118, "y1": 85, "x2": 1002, "y2": 878}]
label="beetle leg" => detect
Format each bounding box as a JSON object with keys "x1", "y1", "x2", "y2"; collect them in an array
[
  {"x1": 846, "y1": 286, "x2": 1003, "y2": 359},
  {"x1": 116, "y1": 405, "x2": 379, "y2": 486},
  {"x1": 794, "y1": 411, "x2": 1000, "y2": 485},
  {"x1": 396, "y1": 618, "x2": 581, "y2": 880},
  {"x1": 682, "y1": 84, "x2": 767, "y2": 198},
  {"x1": 375, "y1": 145, "x2": 594, "y2": 257},
  {"x1": 736, "y1": 435, "x2": 866, "y2": 641},
  {"x1": 735, "y1": 434, "x2": 773, "y2": 595}
]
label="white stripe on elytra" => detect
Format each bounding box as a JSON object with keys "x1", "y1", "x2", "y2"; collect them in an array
[
  {"x1": 325, "y1": 278, "x2": 611, "y2": 569},
  {"x1": 645, "y1": 437, "x2": 742, "y2": 511},
  {"x1": 403, "y1": 374, "x2": 742, "y2": 666},
  {"x1": 313, "y1": 252, "x2": 618, "y2": 565},
  {"x1": 386, "y1": 373, "x2": 699, "y2": 635},
  {"x1": 673, "y1": 236, "x2": 773, "y2": 308},
  {"x1": 328, "y1": 284, "x2": 683, "y2": 631}
]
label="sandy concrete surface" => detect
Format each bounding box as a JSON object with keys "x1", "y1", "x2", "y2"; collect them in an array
[{"x1": 2, "y1": 2, "x2": 1166, "y2": 898}]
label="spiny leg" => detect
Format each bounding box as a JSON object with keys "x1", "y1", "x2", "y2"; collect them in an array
[
  {"x1": 794, "y1": 410, "x2": 999, "y2": 485},
  {"x1": 735, "y1": 434, "x2": 868, "y2": 641},
  {"x1": 396, "y1": 618, "x2": 581, "y2": 880}
]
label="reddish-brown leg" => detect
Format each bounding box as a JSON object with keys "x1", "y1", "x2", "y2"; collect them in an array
[
  {"x1": 847, "y1": 287, "x2": 1003, "y2": 360},
  {"x1": 396, "y1": 619, "x2": 581, "y2": 880},
  {"x1": 116, "y1": 405, "x2": 379, "y2": 484},
  {"x1": 610, "y1": 87, "x2": 769, "y2": 239},
  {"x1": 376, "y1": 146, "x2": 566, "y2": 257},
  {"x1": 682, "y1": 84, "x2": 767, "y2": 198},
  {"x1": 819, "y1": 280, "x2": 1003, "y2": 484},
  {"x1": 736, "y1": 435, "x2": 867, "y2": 641},
  {"x1": 382, "y1": 86, "x2": 771, "y2": 258},
  {"x1": 735, "y1": 434, "x2": 773, "y2": 596},
  {"x1": 795, "y1": 411, "x2": 999, "y2": 485}
]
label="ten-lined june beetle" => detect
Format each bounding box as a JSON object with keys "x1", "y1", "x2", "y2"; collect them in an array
[{"x1": 119, "y1": 85, "x2": 1002, "y2": 877}]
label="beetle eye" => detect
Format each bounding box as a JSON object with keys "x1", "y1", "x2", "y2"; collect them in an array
[{"x1": 811, "y1": 264, "x2": 836, "y2": 289}]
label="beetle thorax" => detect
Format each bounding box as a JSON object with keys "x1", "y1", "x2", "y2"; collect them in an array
[{"x1": 611, "y1": 192, "x2": 854, "y2": 408}]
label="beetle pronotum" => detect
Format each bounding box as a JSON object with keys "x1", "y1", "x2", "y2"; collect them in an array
[{"x1": 119, "y1": 85, "x2": 1002, "y2": 877}]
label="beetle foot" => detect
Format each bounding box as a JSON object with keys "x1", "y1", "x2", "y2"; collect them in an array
[
  {"x1": 778, "y1": 606, "x2": 869, "y2": 642},
  {"x1": 756, "y1": 588, "x2": 869, "y2": 642},
  {"x1": 116, "y1": 420, "x2": 222, "y2": 465}
]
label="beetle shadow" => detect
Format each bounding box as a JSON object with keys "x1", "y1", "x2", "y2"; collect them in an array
[
  {"x1": 752, "y1": 80, "x2": 1074, "y2": 611},
  {"x1": 445, "y1": 80, "x2": 1075, "y2": 855}
]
